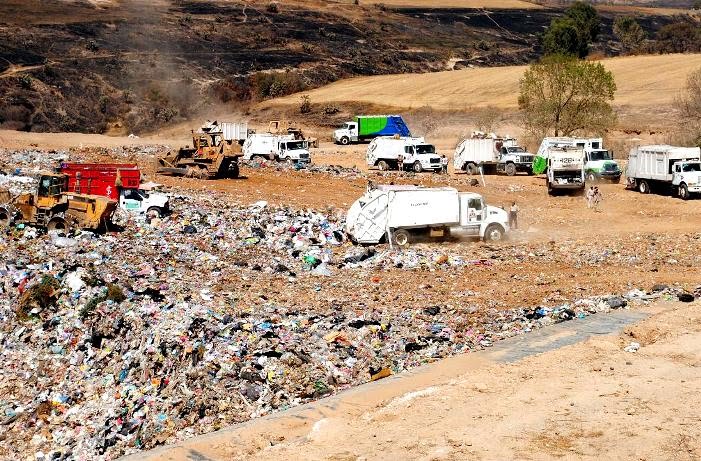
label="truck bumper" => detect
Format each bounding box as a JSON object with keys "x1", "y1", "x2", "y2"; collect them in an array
[
  {"x1": 598, "y1": 172, "x2": 621, "y2": 181},
  {"x1": 687, "y1": 185, "x2": 701, "y2": 193},
  {"x1": 516, "y1": 163, "x2": 533, "y2": 172}
]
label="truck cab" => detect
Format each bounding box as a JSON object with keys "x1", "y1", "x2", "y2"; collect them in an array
[
  {"x1": 334, "y1": 122, "x2": 358, "y2": 145},
  {"x1": 671, "y1": 160, "x2": 701, "y2": 197},
  {"x1": 118, "y1": 188, "x2": 170, "y2": 217},
  {"x1": 498, "y1": 145, "x2": 535, "y2": 175},
  {"x1": 278, "y1": 140, "x2": 311, "y2": 163},
  {"x1": 584, "y1": 149, "x2": 621, "y2": 182},
  {"x1": 403, "y1": 143, "x2": 442, "y2": 173}
]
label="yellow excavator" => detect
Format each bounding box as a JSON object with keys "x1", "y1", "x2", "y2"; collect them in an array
[{"x1": 0, "y1": 173, "x2": 118, "y2": 233}]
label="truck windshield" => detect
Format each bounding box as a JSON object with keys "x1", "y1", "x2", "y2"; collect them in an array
[
  {"x1": 589, "y1": 150, "x2": 612, "y2": 161},
  {"x1": 682, "y1": 163, "x2": 701, "y2": 172},
  {"x1": 415, "y1": 145, "x2": 435, "y2": 155},
  {"x1": 506, "y1": 147, "x2": 525, "y2": 153},
  {"x1": 342, "y1": 123, "x2": 352, "y2": 130},
  {"x1": 285, "y1": 141, "x2": 307, "y2": 150}
]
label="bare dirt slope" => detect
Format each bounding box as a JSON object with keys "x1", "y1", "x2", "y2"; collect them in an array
[
  {"x1": 133, "y1": 300, "x2": 701, "y2": 461},
  {"x1": 265, "y1": 53, "x2": 701, "y2": 111}
]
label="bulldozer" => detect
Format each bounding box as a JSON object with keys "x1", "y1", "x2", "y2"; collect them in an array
[
  {"x1": 268, "y1": 120, "x2": 319, "y2": 148},
  {"x1": 0, "y1": 173, "x2": 118, "y2": 233},
  {"x1": 158, "y1": 121, "x2": 246, "y2": 179}
]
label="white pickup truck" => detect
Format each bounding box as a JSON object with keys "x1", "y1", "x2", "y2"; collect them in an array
[
  {"x1": 345, "y1": 185, "x2": 509, "y2": 246},
  {"x1": 243, "y1": 134, "x2": 311, "y2": 163},
  {"x1": 367, "y1": 136, "x2": 443, "y2": 173},
  {"x1": 626, "y1": 145, "x2": 701, "y2": 200}
]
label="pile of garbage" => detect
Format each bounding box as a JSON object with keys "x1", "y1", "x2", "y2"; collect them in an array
[{"x1": 1, "y1": 187, "x2": 694, "y2": 460}]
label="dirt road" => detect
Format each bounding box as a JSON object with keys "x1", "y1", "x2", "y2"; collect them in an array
[{"x1": 130, "y1": 300, "x2": 701, "y2": 461}]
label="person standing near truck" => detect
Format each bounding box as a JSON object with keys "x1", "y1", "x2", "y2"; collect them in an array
[
  {"x1": 440, "y1": 154, "x2": 449, "y2": 174},
  {"x1": 509, "y1": 201, "x2": 519, "y2": 229},
  {"x1": 397, "y1": 153, "x2": 404, "y2": 173},
  {"x1": 585, "y1": 186, "x2": 595, "y2": 209}
]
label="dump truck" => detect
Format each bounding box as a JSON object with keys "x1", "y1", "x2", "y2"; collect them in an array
[
  {"x1": 59, "y1": 163, "x2": 170, "y2": 217},
  {"x1": 453, "y1": 135, "x2": 534, "y2": 176},
  {"x1": 345, "y1": 185, "x2": 509, "y2": 246},
  {"x1": 158, "y1": 120, "x2": 247, "y2": 179},
  {"x1": 0, "y1": 172, "x2": 118, "y2": 232},
  {"x1": 334, "y1": 115, "x2": 411, "y2": 145},
  {"x1": 626, "y1": 145, "x2": 701, "y2": 199},
  {"x1": 545, "y1": 146, "x2": 586, "y2": 195},
  {"x1": 534, "y1": 137, "x2": 621, "y2": 182},
  {"x1": 242, "y1": 134, "x2": 312, "y2": 164},
  {"x1": 367, "y1": 136, "x2": 442, "y2": 173}
]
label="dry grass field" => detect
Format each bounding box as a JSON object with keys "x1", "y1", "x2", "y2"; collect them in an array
[{"x1": 265, "y1": 54, "x2": 701, "y2": 111}]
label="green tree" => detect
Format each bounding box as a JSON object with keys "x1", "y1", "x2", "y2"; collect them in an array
[
  {"x1": 518, "y1": 54, "x2": 617, "y2": 138},
  {"x1": 678, "y1": 67, "x2": 701, "y2": 147},
  {"x1": 613, "y1": 16, "x2": 646, "y2": 53},
  {"x1": 542, "y1": 1, "x2": 601, "y2": 58},
  {"x1": 656, "y1": 22, "x2": 701, "y2": 53}
]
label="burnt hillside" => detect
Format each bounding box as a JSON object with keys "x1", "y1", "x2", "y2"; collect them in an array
[{"x1": 0, "y1": 0, "x2": 686, "y2": 133}]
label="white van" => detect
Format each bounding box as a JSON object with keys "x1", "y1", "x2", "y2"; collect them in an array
[
  {"x1": 243, "y1": 134, "x2": 311, "y2": 163},
  {"x1": 366, "y1": 136, "x2": 442, "y2": 173}
]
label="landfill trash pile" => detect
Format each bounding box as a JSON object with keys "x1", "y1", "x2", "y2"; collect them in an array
[
  {"x1": 1, "y1": 149, "x2": 700, "y2": 460},
  {"x1": 243, "y1": 158, "x2": 364, "y2": 179}
]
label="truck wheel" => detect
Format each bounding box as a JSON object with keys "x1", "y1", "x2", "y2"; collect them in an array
[
  {"x1": 638, "y1": 180, "x2": 650, "y2": 194},
  {"x1": 484, "y1": 224, "x2": 504, "y2": 242},
  {"x1": 147, "y1": 207, "x2": 164, "y2": 218},
  {"x1": 587, "y1": 172, "x2": 598, "y2": 183},
  {"x1": 466, "y1": 162, "x2": 478, "y2": 174},
  {"x1": 412, "y1": 161, "x2": 423, "y2": 173},
  {"x1": 0, "y1": 206, "x2": 12, "y2": 226},
  {"x1": 47, "y1": 216, "x2": 69, "y2": 235},
  {"x1": 377, "y1": 160, "x2": 389, "y2": 171},
  {"x1": 679, "y1": 183, "x2": 690, "y2": 200},
  {"x1": 505, "y1": 163, "x2": 516, "y2": 176},
  {"x1": 340, "y1": 136, "x2": 350, "y2": 146},
  {"x1": 392, "y1": 229, "x2": 411, "y2": 247},
  {"x1": 547, "y1": 182, "x2": 555, "y2": 196}
]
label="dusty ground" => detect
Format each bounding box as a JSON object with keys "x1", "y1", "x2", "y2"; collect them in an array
[{"x1": 132, "y1": 300, "x2": 701, "y2": 461}]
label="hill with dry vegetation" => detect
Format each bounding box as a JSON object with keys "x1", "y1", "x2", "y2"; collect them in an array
[{"x1": 0, "y1": 0, "x2": 697, "y2": 134}]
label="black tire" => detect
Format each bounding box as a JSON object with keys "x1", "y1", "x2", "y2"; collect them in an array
[
  {"x1": 484, "y1": 224, "x2": 505, "y2": 242},
  {"x1": 285, "y1": 157, "x2": 294, "y2": 165},
  {"x1": 412, "y1": 161, "x2": 423, "y2": 173},
  {"x1": 527, "y1": 170, "x2": 534, "y2": 176},
  {"x1": 377, "y1": 160, "x2": 389, "y2": 171},
  {"x1": 229, "y1": 162, "x2": 240, "y2": 178},
  {"x1": 466, "y1": 162, "x2": 478, "y2": 175},
  {"x1": 340, "y1": 136, "x2": 350, "y2": 146},
  {"x1": 679, "y1": 183, "x2": 690, "y2": 200},
  {"x1": 147, "y1": 206, "x2": 164, "y2": 218},
  {"x1": 587, "y1": 172, "x2": 598, "y2": 183},
  {"x1": 505, "y1": 163, "x2": 516, "y2": 176},
  {"x1": 47, "y1": 216, "x2": 69, "y2": 234},
  {"x1": 638, "y1": 180, "x2": 650, "y2": 194},
  {"x1": 0, "y1": 206, "x2": 11, "y2": 226},
  {"x1": 547, "y1": 182, "x2": 555, "y2": 196},
  {"x1": 392, "y1": 229, "x2": 411, "y2": 247}
]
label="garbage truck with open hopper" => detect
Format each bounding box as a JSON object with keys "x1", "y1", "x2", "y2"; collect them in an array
[{"x1": 345, "y1": 185, "x2": 509, "y2": 246}]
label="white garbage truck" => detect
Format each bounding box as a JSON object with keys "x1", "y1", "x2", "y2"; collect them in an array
[
  {"x1": 242, "y1": 133, "x2": 311, "y2": 164},
  {"x1": 366, "y1": 136, "x2": 443, "y2": 173},
  {"x1": 345, "y1": 185, "x2": 510, "y2": 246},
  {"x1": 626, "y1": 145, "x2": 701, "y2": 200},
  {"x1": 535, "y1": 137, "x2": 621, "y2": 182},
  {"x1": 453, "y1": 136, "x2": 534, "y2": 176},
  {"x1": 545, "y1": 146, "x2": 586, "y2": 195}
]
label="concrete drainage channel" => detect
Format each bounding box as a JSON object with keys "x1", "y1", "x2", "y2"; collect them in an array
[{"x1": 127, "y1": 308, "x2": 651, "y2": 461}]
